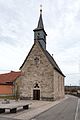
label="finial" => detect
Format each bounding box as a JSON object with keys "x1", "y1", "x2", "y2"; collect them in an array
[
  {"x1": 40, "y1": 4, "x2": 42, "y2": 14},
  {"x1": 52, "y1": 54, "x2": 53, "y2": 57}
]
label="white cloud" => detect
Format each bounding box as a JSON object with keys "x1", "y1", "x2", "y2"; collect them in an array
[{"x1": 0, "y1": 0, "x2": 80, "y2": 85}]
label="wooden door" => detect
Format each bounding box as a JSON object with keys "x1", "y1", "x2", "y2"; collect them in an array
[{"x1": 33, "y1": 90, "x2": 40, "y2": 100}]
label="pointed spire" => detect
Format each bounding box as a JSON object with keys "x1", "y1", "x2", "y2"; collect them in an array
[
  {"x1": 33, "y1": 5, "x2": 47, "y2": 50},
  {"x1": 37, "y1": 5, "x2": 44, "y2": 29}
]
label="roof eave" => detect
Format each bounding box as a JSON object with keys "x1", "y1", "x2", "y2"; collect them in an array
[
  {"x1": 54, "y1": 67, "x2": 65, "y2": 77},
  {"x1": 33, "y1": 28, "x2": 47, "y2": 36}
]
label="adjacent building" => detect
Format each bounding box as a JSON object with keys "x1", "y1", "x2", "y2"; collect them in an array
[{"x1": 0, "y1": 71, "x2": 22, "y2": 96}]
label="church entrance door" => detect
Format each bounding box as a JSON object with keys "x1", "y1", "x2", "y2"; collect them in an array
[{"x1": 33, "y1": 90, "x2": 40, "y2": 100}]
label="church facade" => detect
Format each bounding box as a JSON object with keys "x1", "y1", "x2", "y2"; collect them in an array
[{"x1": 17, "y1": 9, "x2": 65, "y2": 100}]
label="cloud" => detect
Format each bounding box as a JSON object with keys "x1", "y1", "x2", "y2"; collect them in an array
[{"x1": 0, "y1": 0, "x2": 80, "y2": 85}]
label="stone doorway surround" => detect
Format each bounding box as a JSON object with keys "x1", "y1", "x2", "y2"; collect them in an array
[
  {"x1": 32, "y1": 82, "x2": 41, "y2": 100},
  {"x1": 33, "y1": 89, "x2": 40, "y2": 100}
]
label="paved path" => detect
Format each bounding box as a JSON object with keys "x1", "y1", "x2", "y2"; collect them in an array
[
  {"x1": 0, "y1": 117, "x2": 20, "y2": 120},
  {"x1": 31, "y1": 96, "x2": 80, "y2": 120},
  {"x1": 0, "y1": 96, "x2": 68, "y2": 120},
  {"x1": 77, "y1": 98, "x2": 80, "y2": 120},
  {"x1": 0, "y1": 95, "x2": 80, "y2": 120}
]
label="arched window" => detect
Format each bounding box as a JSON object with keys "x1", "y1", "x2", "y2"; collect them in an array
[
  {"x1": 34, "y1": 83, "x2": 39, "y2": 88},
  {"x1": 34, "y1": 57, "x2": 39, "y2": 65}
]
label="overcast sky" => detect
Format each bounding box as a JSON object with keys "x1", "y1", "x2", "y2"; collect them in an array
[{"x1": 0, "y1": 0, "x2": 80, "y2": 86}]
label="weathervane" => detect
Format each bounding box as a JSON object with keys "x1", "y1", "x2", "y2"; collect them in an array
[{"x1": 40, "y1": 4, "x2": 42, "y2": 14}]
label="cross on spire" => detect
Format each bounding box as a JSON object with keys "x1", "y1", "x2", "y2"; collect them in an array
[
  {"x1": 33, "y1": 6, "x2": 47, "y2": 50},
  {"x1": 40, "y1": 5, "x2": 42, "y2": 14},
  {"x1": 37, "y1": 5, "x2": 44, "y2": 29}
]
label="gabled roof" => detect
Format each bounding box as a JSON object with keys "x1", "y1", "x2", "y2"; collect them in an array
[
  {"x1": 38, "y1": 41, "x2": 65, "y2": 77},
  {"x1": 20, "y1": 43, "x2": 35, "y2": 69},
  {"x1": 20, "y1": 41, "x2": 65, "y2": 77},
  {"x1": 0, "y1": 71, "x2": 23, "y2": 84},
  {"x1": 45, "y1": 51, "x2": 65, "y2": 76}
]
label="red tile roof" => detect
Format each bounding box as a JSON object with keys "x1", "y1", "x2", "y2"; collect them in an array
[{"x1": 0, "y1": 71, "x2": 23, "y2": 84}]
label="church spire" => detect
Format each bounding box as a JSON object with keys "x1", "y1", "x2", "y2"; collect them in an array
[
  {"x1": 33, "y1": 6, "x2": 47, "y2": 50},
  {"x1": 37, "y1": 5, "x2": 44, "y2": 29}
]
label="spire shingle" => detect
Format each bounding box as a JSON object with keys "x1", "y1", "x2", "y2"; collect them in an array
[{"x1": 37, "y1": 9, "x2": 44, "y2": 29}]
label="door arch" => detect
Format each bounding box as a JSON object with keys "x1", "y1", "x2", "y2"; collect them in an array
[
  {"x1": 33, "y1": 89, "x2": 40, "y2": 100},
  {"x1": 33, "y1": 83, "x2": 40, "y2": 100}
]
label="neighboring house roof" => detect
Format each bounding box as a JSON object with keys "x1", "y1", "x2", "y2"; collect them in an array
[
  {"x1": 0, "y1": 71, "x2": 23, "y2": 84},
  {"x1": 20, "y1": 41, "x2": 65, "y2": 77}
]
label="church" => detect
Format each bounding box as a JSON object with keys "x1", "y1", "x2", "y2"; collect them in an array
[{"x1": 17, "y1": 8, "x2": 65, "y2": 101}]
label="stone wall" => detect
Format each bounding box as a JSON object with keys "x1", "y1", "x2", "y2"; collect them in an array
[
  {"x1": 20, "y1": 42, "x2": 54, "y2": 100},
  {"x1": 16, "y1": 41, "x2": 65, "y2": 101},
  {"x1": 54, "y1": 70, "x2": 64, "y2": 100}
]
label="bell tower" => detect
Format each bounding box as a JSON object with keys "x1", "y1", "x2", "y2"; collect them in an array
[{"x1": 33, "y1": 6, "x2": 47, "y2": 50}]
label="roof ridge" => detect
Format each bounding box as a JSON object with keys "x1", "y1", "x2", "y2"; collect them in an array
[
  {"x1": 0, "y1": 71, "x2": 23, "y2": 83},
  {"x1": 0, "y1": 71, "x2": 21, "y2": 75}
]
